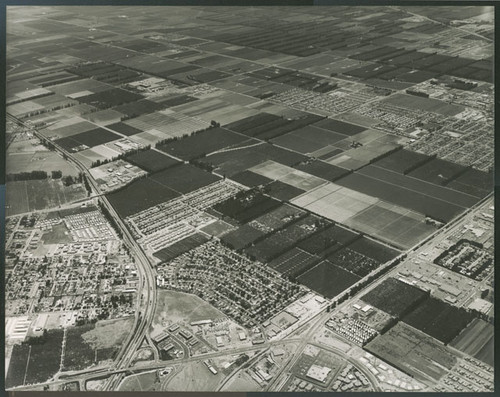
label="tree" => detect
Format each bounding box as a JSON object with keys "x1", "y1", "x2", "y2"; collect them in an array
[{"x1": 51, "y1": 170, "x2": 62, "y2": 179}]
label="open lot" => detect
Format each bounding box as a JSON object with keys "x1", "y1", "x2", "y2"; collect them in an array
[
  {"x1": 165, "y1": 361, "x2": 224, "y2": 391},
  {"x1": 118, "y1": 371, "x2": 160, "y2": 392},
  {"x1": 81, "y1": 317, "x2": 134, "y2": 363},
  {"x1": 7, "y1": 150, "x2": 80, "y2": 176},
  {"x1": 152, "y1": 290, "x2": 225, "y2": 329},
  {"x1": 6, "y1": 180, "x2": 87, "y2": 216}
]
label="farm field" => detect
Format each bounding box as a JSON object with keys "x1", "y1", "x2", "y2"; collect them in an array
[
  {"x1": 292, "y1": 183, "x2": 379, "y2": 223},
  {"x1": 63, "y1": 324, "x2": 96, "y2": 371},
  {"x1": 334, "y1": 172, "x2": 465, "y2": 223},
  {"x1": 157, "y1": 127, "x2": 247, "y2": 161},
  {"x1": 312, "y1": 118, "x2": 366, "y2": 136},
  {"x1": 125, "y1": 150, "x2": 180, "y2": 173},
  {"x1": 24, "y1": 329, "x2": 64, "y2": 385},
  {"x1": 265, "y1": 180, "x2": 306, "y2": 201},
  {"x1": 250, "y1": 204, "x2": 306, "y2": 232},
  {"x1": 271, "y1": 125, "x2": 346, "y2": 154},
  {"x1": 268, "y1": 247, "x2": 318, "y2": 279},
  {"x1": 358, "y1": 165, "x2": 479, "y2": 208},
  {"x1": 229, "y1": 170, "x2": 272, "y2": 187},
  {"x1": 150, "y1": 164, "x2": 220, "y2": 194},
  {"x1": 371, "y1": 148, "x2": 432, "y2": 174},
  {"x1": 447, "y1": 168, "x2": 493, "y2": 199},
  {"x1": 200, "y1": 220, "x2": 235, "y2": 237},
  {"x1": 112, "y1": 99, "x2": 165, "y2": 119},
  {"x1": 297, "y1": 224, "x2": 358, "y2": 256},
  {"x1": 244, "y1": 215, "x2": 320, "y2": 263},
  {"x1": 327, "y1": 247, "x2": 381, "y2": 278},
  {"x1": 346, "y1": 236, "x2": 400, "y2": 263},
  {"x1": 402, "y1": 297, "x2": 476, "y2": 344},
  {"x1": 293, "y1": 160, "x2": 349, "y2": 182},
  {"x1": 106, "y1": 178, "x2": 180, "y2": 218},
  {"x1": 77, "y1": 88, "x2": 144, "y2": 109},
  {"x1": 6, "y1": 180, "x2": 87, "y2": 217},
  {"x1": 212, "y1": 189, "x2": 281, "y2": 224},
  {"x1": 365, "y1": 323, "x2": 458, "y2": 382},
  {"x1": 450, "y1": 319, "x2": 494, "y2": 367},
  {"x1": 55, "y1": 128, "x2": 121, "y2": 152},
  {"x1": 5, "y1": 344, "x2": 30, "y2": 388},
  {"x1": 360, "y1": 278, "x2": 429, "y2": 319},
  {"x1": 250, "y1": 160, "x2": 326, "y2": 191},
  {"x1": 297, "y1": 260, "x2": 360, "y2": 299},
  {"x1": 203, "y1": 142, "x2": 307, "y2": 177},
  {"x1": 325, "y1": 139, "x2": 400, "y2": 171},
  {"x1": 407, "y1": 158, "x2": 468, "y2": 186},
  {"x1": 41, "y1": 118, "x2": 98, "y2": 139},
  {"x1": 344, "y1": 202, "x2": 436, "y2": 250},
  {"x1": 221, "y1": 223, "x2": 266, "y2": 251},
  {"x1": 381, "y1": 93, "x2": 464, "y2": 116},
  {"x1": 153, "y1": 232, "x2": 210, "y2": 262},
  {"x1": 106, "y1": 122, "x2": 143, "y2": 136}
]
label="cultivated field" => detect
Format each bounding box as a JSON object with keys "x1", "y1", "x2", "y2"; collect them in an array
[
  {"x1": 360, "y1": 278, "x2": 429, "y2": 319},
  {"x1": 365, "y1": 323, "x2": 458, "y2": 381},
  {"x1": 402, "y1": 297, "x2": 476, "y2": 344},
  {"x1": 63, "y1": 324, "x2": 96, "y2": 371},
  {"x1": 153, "y1": 232, "x2": 210, "y2": 262},
  {"x1": 450, "y1": 319, "x2": 494, "y2": 367},
  {"x1": 298, "y1": 260, "x2": 360, "y2": 299},
  {"x1": 106, "y1": 178, "x2": 180, "y2": 218},
  {"x1": 125, "y1": 150, "x2": 180, "y2": 173}
]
